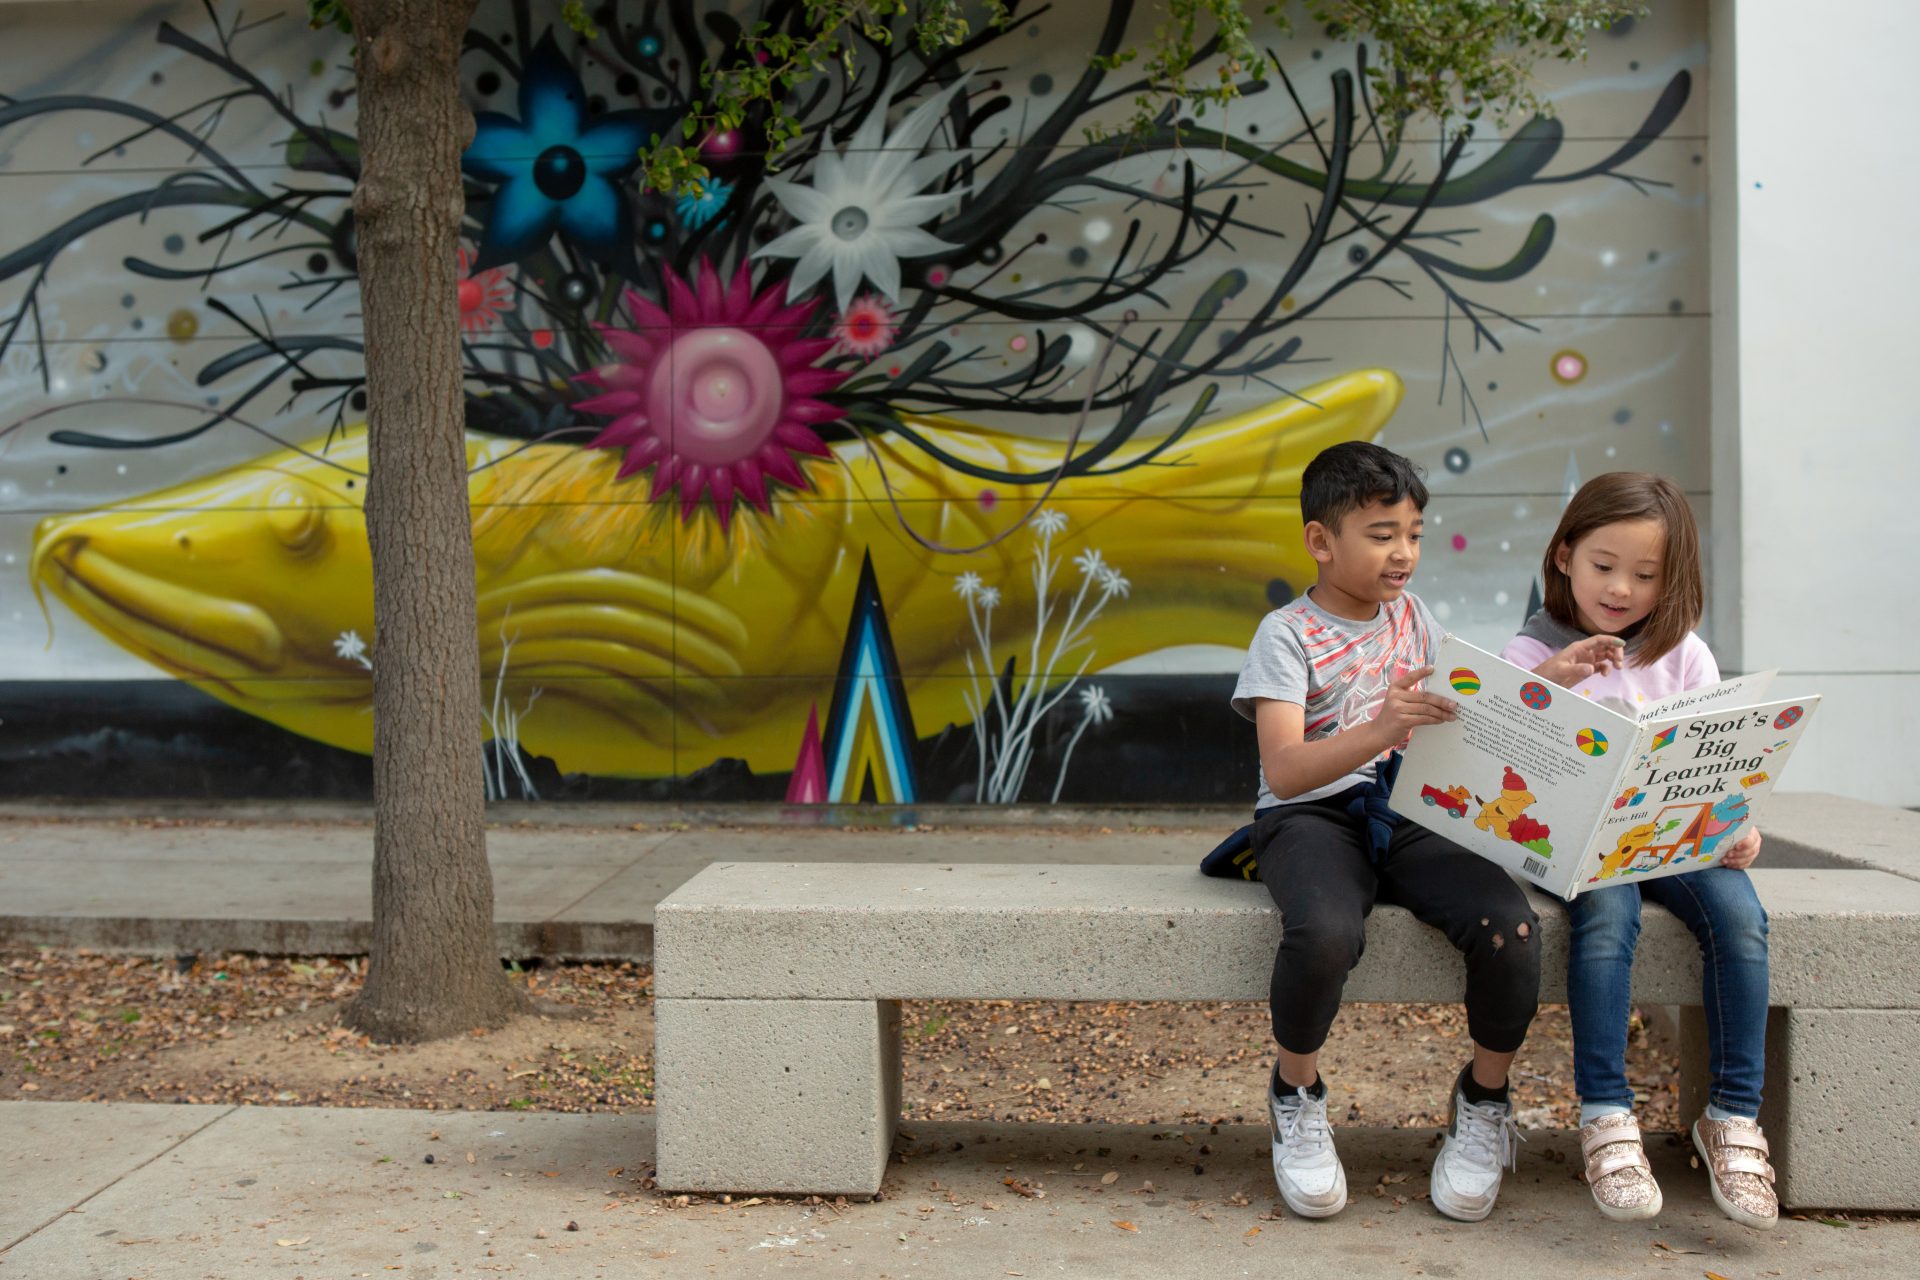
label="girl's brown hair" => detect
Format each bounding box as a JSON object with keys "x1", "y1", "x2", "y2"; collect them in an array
[{"x1": 1541, "y1": 472, "x2": 1704, "y2": 667}]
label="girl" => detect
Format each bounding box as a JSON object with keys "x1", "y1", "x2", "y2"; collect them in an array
[{"x1": 1501, "y1": 473, "x2": 1777, "y2": 1230}]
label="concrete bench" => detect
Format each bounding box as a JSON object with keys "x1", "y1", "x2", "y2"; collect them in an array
[{"x1": 653, "y1": 863, "x2": 1920, "y2": 1210}]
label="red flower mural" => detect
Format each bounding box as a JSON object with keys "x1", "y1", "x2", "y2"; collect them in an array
[
  {"x1": 456, "y1": 246, "x2": 512, "y2": 335},
  {"x1": 573, "y1": 260, "x2": 847, "y2": 527}
]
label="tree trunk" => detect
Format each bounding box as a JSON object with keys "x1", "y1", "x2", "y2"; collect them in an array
[{"x1": 342, "y1": 0, "x2": 525, "y2": 1041}]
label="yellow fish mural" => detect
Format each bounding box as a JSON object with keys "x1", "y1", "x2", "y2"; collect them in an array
[{"x1": 31, "y1": 369, "x2": 1402, "y2": 777}]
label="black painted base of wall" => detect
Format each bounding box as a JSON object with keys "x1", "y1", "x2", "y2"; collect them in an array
[{"x1": 0, "y1": 678, "x2": 1257, "y2": 805}]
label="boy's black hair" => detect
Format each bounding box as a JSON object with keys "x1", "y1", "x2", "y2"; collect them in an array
[{"x1": 1300, "y1": 441, "x2": 1429, "y2": 530}]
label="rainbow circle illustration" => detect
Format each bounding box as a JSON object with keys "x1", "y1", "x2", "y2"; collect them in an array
[
  {"x1": 1575, "y1": 728, "x2": 1610, "y2": 757},
  {"x1": 1449, "y1": 667, "x2": 1481, "y2": 696},
  {"x1": 1519, "y1": 681, "x2": 1553, "y2": 711},
  {"x1": 1773, "y1": 705, "x2": 1804, "y2": 730}
]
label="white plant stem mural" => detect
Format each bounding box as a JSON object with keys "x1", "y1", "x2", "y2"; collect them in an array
[{"x1": 956, "y1": 509, "x2": 1125, "y2": 803}]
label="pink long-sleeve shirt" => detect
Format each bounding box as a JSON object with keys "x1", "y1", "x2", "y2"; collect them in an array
[{"x1": 1498, "y1": 630, "x2": 1720, "y2": 717}]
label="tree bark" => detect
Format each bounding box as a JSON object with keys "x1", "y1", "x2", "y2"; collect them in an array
[{"x1": 342, "y1": 0, "x2": 525, "y2": 1041}]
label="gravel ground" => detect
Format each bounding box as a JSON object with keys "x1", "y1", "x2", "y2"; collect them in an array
[{"x1": 0, "y1": 948, "x2": 1682, "y2": 1134}]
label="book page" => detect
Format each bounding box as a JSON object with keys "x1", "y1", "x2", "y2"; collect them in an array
[
  {"x1": 1574, "y1": 694, "x2": 1820, "y2": 894},
  {"x1": 1638, "y1": 669, "x2": 1776, "y2": 722},
  {"x1": 1392, "y1": 636, "x2": 1634, "y2": 899}
]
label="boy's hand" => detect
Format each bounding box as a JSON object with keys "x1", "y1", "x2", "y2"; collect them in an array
[
  {"x1": 1533, "y1": 635, "x2": 1627, "y2": 688},
  {"x1": 1719, "y1": 827, "x2": 1763, "y2": 870},
  {"x1": 1370, "y1": 666, "x2": 1457, "y2": 747}
]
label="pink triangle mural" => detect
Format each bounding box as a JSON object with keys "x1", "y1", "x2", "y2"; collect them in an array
[{"x1": 785, "y1": 702, "x2": 829, "y2": 804}]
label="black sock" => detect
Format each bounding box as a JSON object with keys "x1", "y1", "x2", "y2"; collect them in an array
[
  {"x1": 1272, "y1": 1065, "x2": 1326, "y2": 1100},
  {"x1": 1457, "y1": 1062, "x2": 1510, "y2": 1107}
]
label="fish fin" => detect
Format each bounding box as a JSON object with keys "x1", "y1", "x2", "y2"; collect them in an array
[{"x1": 477, "y1": 568, "x2": 749, "y2": 680}]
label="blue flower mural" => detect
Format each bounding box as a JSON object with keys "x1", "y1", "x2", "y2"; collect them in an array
[
  {"x1": 463, "y1": 31, "x2": 678, "y2": 270},
  {"x1": 674, "y1": 177, "x2": 733, "y2": 231}
]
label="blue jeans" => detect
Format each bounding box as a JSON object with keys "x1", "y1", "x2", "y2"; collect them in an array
[{"x1": 1567, "y1": 867, "x2": 1770, "y2": 1118}]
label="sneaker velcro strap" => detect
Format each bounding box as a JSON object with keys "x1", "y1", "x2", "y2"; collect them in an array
[
  {"x1": 1581, "y1": 1120, "x2": 1643, "y2": 1160},
  {"x1": 1716, "y1": 1152, "x2": 1776, "y2": 1182},
  {"x1": 1718, "y1": 1128, "x2": 1770, "y2": 1155},
  {"x1": 1588, "y1": 1146, "x2": 1652, "y2": 1179}
]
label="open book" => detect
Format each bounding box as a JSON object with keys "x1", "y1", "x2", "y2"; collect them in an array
[{"x1": 1389, "y1": 636, "x2": 1819, "y2": 900}]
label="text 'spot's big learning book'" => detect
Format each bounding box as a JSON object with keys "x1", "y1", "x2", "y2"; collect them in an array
[{"x1": 1390, "y1": 637, "x2": 1819, "y2": 901}]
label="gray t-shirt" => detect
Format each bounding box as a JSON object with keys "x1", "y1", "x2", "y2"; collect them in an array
[{"x1": 1231, "y1": 590, "x2": 1441, "y2": 808}]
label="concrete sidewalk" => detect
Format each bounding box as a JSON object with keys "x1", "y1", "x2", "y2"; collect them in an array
[
  {"x1": 2, "y1": 1101, "x2": 1910, "y2": 1279},
  {"x1": 0, "y1": 809, "x2": 1232, "y2": 960},
  {"x1": 3, "y1": 792, "x2": 1911, "y2": 963}
]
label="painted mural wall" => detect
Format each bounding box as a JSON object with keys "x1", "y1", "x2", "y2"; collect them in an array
[{"x1": 0, "y1": 0, "x2": 1709, "y2": 803}]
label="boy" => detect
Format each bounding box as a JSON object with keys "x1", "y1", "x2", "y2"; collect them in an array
[{"x1": 1231, "y1": 442, "x2": 1540, "y2": 1222}]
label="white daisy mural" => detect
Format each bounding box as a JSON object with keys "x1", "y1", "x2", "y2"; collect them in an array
[{"x1": 755, "y1": 74, "x2": 970, "y2": 309}]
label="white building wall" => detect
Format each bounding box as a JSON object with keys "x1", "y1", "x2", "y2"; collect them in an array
[{"x1": 1712, "y1": 0, "x2": 1920, "y2": 804}]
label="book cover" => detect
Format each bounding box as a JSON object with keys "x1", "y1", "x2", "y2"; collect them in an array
[{"x1": 1389, "y1": 636, "x2": 1819, "y2": 899}]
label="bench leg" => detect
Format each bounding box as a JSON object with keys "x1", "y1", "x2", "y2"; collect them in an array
[
  {"x1": 1676, "y1": 1005, "x2": 1709, "y2": 1124},
  {"x1": 1760, "y1": 1008, "x2": 1920, "y2": 1211},
  {"x1": 1679, "y1": 1006, "x2": 1919, "y2": 1210},
  {"x1": 654, "y1": 997, "x2": 901, "y2": 1197}
]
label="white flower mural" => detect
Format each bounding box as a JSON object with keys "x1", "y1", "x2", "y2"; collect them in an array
[
  {"x1": 755, "y1": 74, "x2": 970, "y2": 309},
  {"x1": 959, "y1": 509, "x2": 1127, "y2": 803},
  {"x1": 332, "y1": 630, "x2": 372, "y2": 670}
]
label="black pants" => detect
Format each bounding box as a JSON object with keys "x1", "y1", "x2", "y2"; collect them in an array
[{"x1": 1253, "y1": 795, "x2": 1541, "y2": 1056}]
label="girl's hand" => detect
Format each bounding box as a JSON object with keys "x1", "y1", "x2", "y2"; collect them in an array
[
  {"x1": 1720, "y1": 827, "x2": 1763, "y2": 870},
  {"x1": 1533, "y1": 635, "x2": 1627, "y2": 688}
]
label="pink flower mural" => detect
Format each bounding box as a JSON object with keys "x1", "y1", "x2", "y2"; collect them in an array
[{"x1": 573, "y1": 261, "x2": 848, "y2": 528}]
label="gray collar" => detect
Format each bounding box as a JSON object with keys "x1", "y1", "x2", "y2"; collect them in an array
[{"x1": 1516, "y1": 607, "x2": 1645, "y2": 657}]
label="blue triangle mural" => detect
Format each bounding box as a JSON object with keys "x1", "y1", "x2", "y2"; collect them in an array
[{"x1": 819, "y1": 550, "x2": 920, "y2": 804}]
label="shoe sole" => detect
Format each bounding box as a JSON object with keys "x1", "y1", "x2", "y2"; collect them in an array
[
  {"x1": 1274, "y1": 1159, "x2": 1347, "y2": 1219},
  {"x1": 1430, "y1": 1187, "x2": 1495, "y2": 1223},
  {"x1": 1691, "y1": 1121, "x2": 1778, "y2": 1232},
  {"x1": 1591, "y1": 1184, "x2": 1663, "y2": 1222}
]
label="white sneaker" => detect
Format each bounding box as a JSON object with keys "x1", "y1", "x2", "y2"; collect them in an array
[
  {"x1": 1268, "y1": 1077, "x2": 1347, "y2": 1218},
  {"x1": 1429, "y1": 1085, "x2": 1522, "y2": 1222}
]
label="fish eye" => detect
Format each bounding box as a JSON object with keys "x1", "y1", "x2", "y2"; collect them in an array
[{"x1": 267, "y1": 482, "x2": 325, "y2": 552}]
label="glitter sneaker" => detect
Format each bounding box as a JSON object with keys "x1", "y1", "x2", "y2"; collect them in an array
[
  {"x1": 1579, "y1": 1112, "x2": 1663, "y2": 1221},
  {"x1": 1692, "y1": 1114, "x2": 1778, "y2": 1230}
]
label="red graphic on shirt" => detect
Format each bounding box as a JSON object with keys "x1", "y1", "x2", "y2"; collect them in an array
[{"x1": 1295, "y1": 598, "x2": 1433, "y2": 751}]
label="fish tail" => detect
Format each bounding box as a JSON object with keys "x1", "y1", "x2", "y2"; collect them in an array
[{"x1": 1122, "y1": 368, "x2": 1406, "y2": 502}]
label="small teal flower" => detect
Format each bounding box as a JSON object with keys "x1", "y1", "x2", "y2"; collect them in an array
[
  {"x1": 463, "y1": 32, "x2": 679, "y2": 271},
  {"x1": 674, "y1": 178, "x2": 734, "y2": 231}
]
